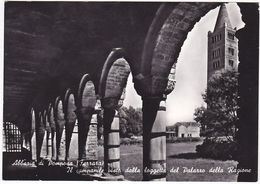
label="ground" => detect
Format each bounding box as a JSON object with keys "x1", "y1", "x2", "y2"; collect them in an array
[
  {"x1": 3, "y1": 141, "x2": 238, "y2": 181},
  {"x1": 97, "y1": 141, "x2": 238, "y2": 181}
]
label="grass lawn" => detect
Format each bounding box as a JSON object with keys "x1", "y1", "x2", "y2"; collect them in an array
[{"x1": 97, "y1": 141, "x2": 238, "y2": 181}]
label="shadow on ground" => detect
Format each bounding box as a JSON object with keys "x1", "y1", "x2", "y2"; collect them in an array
[
  {"x1": 168, "y1": 152, "x2": 200, "y2": 159},
  {"x1": 168, "y1": 152, "x2": 235, "y2": 161}
]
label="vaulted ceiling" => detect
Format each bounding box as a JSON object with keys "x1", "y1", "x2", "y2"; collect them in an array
[{"x1": 4, "y1": 2, "x2": 161, "y2": 130}]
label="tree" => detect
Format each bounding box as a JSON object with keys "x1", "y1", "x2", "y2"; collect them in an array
[
  {"x1": 194, "y1": 70, "x2": 239, "y2": 139},
  {"x1": 97, "y1": 106, "x2": 143, "y2": 139},
  {"x1": 119, "y1": 106, "x2": 142, "y2": 137},
  {"x1": 194, "y1": 70, "x2": 239, "y2": 160}
]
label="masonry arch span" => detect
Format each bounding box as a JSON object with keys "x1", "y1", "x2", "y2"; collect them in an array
[
  {"x1": 136, "y1": 2, "x2": 220, "y2": 97},
  {"x1": 99, "y1": 48, "x2": 131, "y2": 107},
  {"x1": 76, "y1": 74, "x2": 97, "y2": 161},
  {"x1": 30, "y1": 108, "x2": 37, "y2": 161},
  {"x1": 64, "y1": 89, "x2": 78, "y2": 161},
  {"x1": 47, "y1": 103, "x2": 56, "y2": 160},
  {"x1": 135, "y1": 2, "x2": 258, "y2": 181},
  {"x1": 99, "y1": 48, "x2": 131, "y2": 175},
  {"x1": 54, "y1": 96, "x2": 66, "y2": 161}
]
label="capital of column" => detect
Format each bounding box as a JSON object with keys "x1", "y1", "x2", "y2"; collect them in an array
[
  {"x1": 76, "y1": 106, "x2": 95, "y2": 115},
  {"x1": 134, "y1": 80, "x2": 171, "y2": 103},
  {"x1": 55, "y1": 118, "x2": 65, "y2": 129},
  {"x1": 134, "y1": 62, "x2": 176, "y2": 99},
  {"x1": 101, "y1": 97, "x2": 121, "y2": 110},
  {"x1": 141, "y1": 96, "x2": 163, "y2": 103},
  {"x1": 133, "y1": 73, "x2": 153, "y2": 97}
]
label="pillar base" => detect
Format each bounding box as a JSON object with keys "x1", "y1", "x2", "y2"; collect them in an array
[{"x1": 100, "y1": 173, "x2": 124, "y2": 181}]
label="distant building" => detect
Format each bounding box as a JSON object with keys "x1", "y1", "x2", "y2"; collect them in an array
[
  {"x1": 207, "y1": 3, "x2": 238, "y2": 81},
  {"x1": 166, "y1": 122, "x2": 200, "y2": 138}
]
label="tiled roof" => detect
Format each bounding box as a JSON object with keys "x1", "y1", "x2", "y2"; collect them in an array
[{"x1": 167, "y1": 122, "x2": 200, "y2": 129}]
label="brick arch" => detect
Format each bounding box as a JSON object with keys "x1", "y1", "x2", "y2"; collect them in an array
[
  {"x1": 54, "y1": 96, "x2": 65, "y2": 122},
  {"x1": 138, "y1": 2, "x2": 220, "y2": 97},
  {"x1": 98, "y1": 48, "x2": 131, "y2": 174},
  {"x1": 47, "y1": 103, "x2": 56, "y2": 160},
  {"x1": 77, "y1": 74, "x2": 96, "y2": 109},
  {"x1": 54, "y1": 96, "x2": 66, "y2": 161},
  {"x1": 36, "y1": 111, "x2": 45, "y2": 161},
  {"x1": 76, "y1": 74, "x2": 97, "y2": 160},
  {"x1": 64, "y1": 89, "x2": 77, "y2": 122},
  {"x1": 47, "y1": 103, "x2": 55, "y2": 133},
  {"x1": 64, "y1": 89, "x2": 77, "y2": 161},
  {"x1": 30, "y1": 108, "x2": 36, "y2": 132},
  {"x1": 99, "y1": 48, "x2": 131, "y2": 109},
  {"x1": 43, "y1": 109, "x2": 48, "y2": 127},
  {"x1": 30, "y1": 108, "x2": 37, "y2": 161},
  {"x1": 139, "y1": 2, "x2": 258, "y2": 181}
]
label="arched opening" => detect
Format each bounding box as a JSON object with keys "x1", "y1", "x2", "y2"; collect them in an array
[
  {"x1": 47, "y1": 103, "x2": 56, "y2": 160},
  {"x1": 99, "y1": 48, "x2": 131, "y2": 177},
  {"x1": 36, "y1": 111, "x2": 46, "y2": 162},
  {"x1": 134, "y1": 2, "x2": 258, "y2": 181},
  {"x1": 76, "y1": 74, "x2": 97, "y2": 169},
  {"x1": 64, "y1": 89, "x2": 78, "y2": 161},
  {"x1": 40, "y1": 110, "x2": 48, "y2": 159},
  {"x1": 30, "y1": 108, "x2": 37, "y2": 161},
  {"x1": 54, "y1": 97, "x2": 66, "y2": 161}
]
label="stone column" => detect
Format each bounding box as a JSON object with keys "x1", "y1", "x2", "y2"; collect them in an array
[
  {"x1": 103, "y1": 107, "x2": 120, "y2": 174},
  {"x1": 102, "y1": 92, "x2": 124, "y2": 177},
  {"x1": 48, "y1": 105, "x2": 57, "y2": 161},
  {"x1": 98, "y1": 49, "x2": 131, "y2": 179},
  {"x1": 22, "y1": 132, "x2": 30, "y2": 152},
  {"x1": 76, "y1": 76, "x2": 97, "y2": 174},
  {"x1": 40, "y1": 111, "x2": 48, "y2": 159},
  {"x1": 142, "y1": 97, "x2": 162, "y2": 181},
  {"x1": 64, "y1": 91, "x2": 77, "y2": 162},
  {"x1": 55, "y1": 98, "x2": 66, "y2": 161},
  {"x1": 85, "y1": 100, "x2": 100, "y2": 161},
  {"x1": 77, "y1": 107, "x2": 94, "y2": 160},
  {"x1": 46, "y1": 115, "x2": 52, "y2": 160},
  {"x1": 76, "y1": 99, "x2": 101, "y2": 175},
  {"x1": 40, "y1": 129, "x2": 47, "y2": 158},
  {"x1": 136, "y1": 66, "x2": 176, "y2": 181},
  {"x1": 31, "y1": 109, "x2": 37, "y2": 161},
  {"x1": 46, "y1": 132, "x2": 52, "y2": 159},
  {"x1": 150, "y1": 98, "x2": 167, "y2": 181},
  {"x1": 236, "y1": 3, "x2": 258, "y2": 181},
  {"x1": 68, "y1": 119, "x2": 78, "y2": 161},
  {"x1": 51, "y1": 130, "x2": 57, "y2": 161},
  {"x1": 37, "y1": 112, "x2": 45, "y2": 162}
]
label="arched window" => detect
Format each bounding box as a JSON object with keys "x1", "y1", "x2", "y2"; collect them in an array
[
  {"x1": 229, "y1": 60, "x2": 234, "y2": 67},
  {"x1": 228, "y1": 32, "x2": 235, "y2": 40}
]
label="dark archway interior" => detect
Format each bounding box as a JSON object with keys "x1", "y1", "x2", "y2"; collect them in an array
[{"x1": 4, "y1": 2, "x2": 160, "y2": 131}]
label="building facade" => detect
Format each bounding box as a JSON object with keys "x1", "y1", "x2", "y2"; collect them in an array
[
  {"x1": 166, "y1": 122, "x2": 200, "y2": 138},
  {"x1": 207, "y1": 3, "x2": 239, "y2": 80}
]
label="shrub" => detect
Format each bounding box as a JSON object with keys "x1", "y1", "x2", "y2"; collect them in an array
[
  {"x1": 120, "y1": 137, "x2": 142, "y2": 145},
  {"x1": 196, "y1": 138, "x2": 237, "y2": 160},
  {"x1": 166, "y1": 137, "x2": 202, "y2": 143}
]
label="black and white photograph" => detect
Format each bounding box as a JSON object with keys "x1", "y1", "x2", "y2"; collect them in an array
[{"x1": 2, "y1": 1, "x2": 259, "y2": 182}]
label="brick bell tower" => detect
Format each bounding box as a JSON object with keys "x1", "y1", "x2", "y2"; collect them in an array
[{"x1": 207, "y1": 3, "x2": 239, "y2": 81}]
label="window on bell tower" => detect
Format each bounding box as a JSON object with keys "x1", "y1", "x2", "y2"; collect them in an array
[
  {"x1": 228, "y1": 47, "x2": 234, "y2": 56},
  {"x1": 229, "y1": 60, "x2": 234, "y2": 67},
  {"x1": 228, "y1": 32, "x2": 235, "y2": 40}
]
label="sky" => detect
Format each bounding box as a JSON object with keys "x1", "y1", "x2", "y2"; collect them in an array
[{"x1": 123, "y1": 3, "x2": 245, "y2": 126}]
